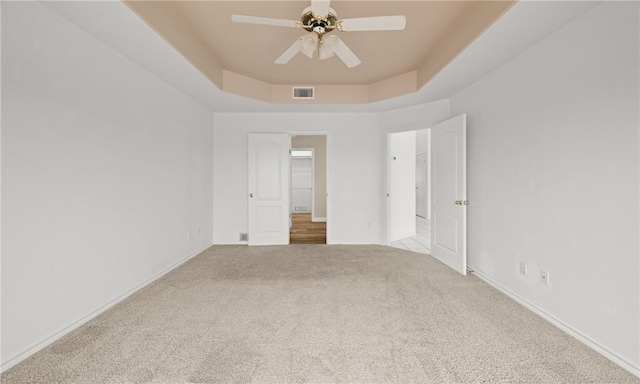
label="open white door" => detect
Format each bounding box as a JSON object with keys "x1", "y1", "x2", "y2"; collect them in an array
[
  {"x1": 431, "y1": 115, "x2": 467, "y2": 275},
  {"x1": 248, "y1": 133, "x2": 290, "y2": 245}
]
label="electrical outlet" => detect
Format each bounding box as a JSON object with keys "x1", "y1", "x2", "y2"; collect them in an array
[
  {"x1": 540, "y1": 269, "x2": 549, "y2": 286},
  {"x1": 519, "y1": 261, "x2": 527, "y2": 276}
]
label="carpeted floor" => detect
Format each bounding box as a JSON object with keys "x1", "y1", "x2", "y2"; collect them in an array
[{"x1": 2, "y1": 245, "x2": 637, "y2": 383}]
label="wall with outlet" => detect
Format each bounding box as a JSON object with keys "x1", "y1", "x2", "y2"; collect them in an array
[
  {"x1": 2, "y1": 2, "x2": 214, "y2": 370},
  {"x1": 451, "y1": 1, "x2": 639, "y2": 373}
]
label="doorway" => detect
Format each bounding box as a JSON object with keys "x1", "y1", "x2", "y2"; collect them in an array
[
  {"x1": 385, "y1": 115, "x2": 468, "y2": 275},
  {"x1": 290, "y1": 135, "x2": 327, "y2": 244},
  {"x1": 387, "y1": 130, "x2": 432, "y2": 254}
]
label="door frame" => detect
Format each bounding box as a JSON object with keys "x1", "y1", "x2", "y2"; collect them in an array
[{"x1": 287, "y1": 131, "x2": 330, "y2": 243}]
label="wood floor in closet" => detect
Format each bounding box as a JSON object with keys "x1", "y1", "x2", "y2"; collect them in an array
[{"x1": 290, "y1": 213, "x2": 326, "y2": 244}]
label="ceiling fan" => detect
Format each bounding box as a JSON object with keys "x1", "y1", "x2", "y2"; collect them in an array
[{"x1": 231, "y1": 0, "x2": 406, "y2": 68}]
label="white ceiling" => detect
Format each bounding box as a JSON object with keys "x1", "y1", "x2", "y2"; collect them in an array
[{"x1": 42, "y1": 1, "x2": 600, "y2": 113}]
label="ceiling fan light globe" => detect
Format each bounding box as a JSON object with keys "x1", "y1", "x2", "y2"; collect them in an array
[
  {"x1": 300, "y1": 33, "x2": 318, "y2": 57},
  {"x1": 318, "y1": 47, "x2": 334, "y2": 60},
  {"x1": 322, "y1": 35, "x2": 339, "y2": 52}
]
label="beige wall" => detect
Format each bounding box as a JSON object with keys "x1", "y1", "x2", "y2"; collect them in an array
[{"x1": 292, "y1": 135, "x2": 327, "y2": 220}]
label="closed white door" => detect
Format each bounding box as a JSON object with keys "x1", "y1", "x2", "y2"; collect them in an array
[
  {"x1": 431, "y1": 115, "x2": 467, "y2": 275},
  {"x1": 416, "y1": 152, "x2": 427, "y2": 218},
  {"x1": 248, "y1": 133, "x2": 290, "y2": 245}
]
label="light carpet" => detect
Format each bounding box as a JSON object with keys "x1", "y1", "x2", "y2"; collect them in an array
[{"x1": 2, "y1": 245, "x2": 637, "y2": 383}]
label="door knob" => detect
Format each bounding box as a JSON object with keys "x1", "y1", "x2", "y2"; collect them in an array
[
  {"x1": 455, "y1": 200, "x2": 469, "y2": 206},
  {"x1": 249, "y1": 193, "x2": 254, "y2": 198},
  {"x1": 455, "y1": 200, "x2": 462, "y2": 205}
]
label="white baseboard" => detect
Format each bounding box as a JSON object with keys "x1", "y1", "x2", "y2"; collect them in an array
[
  {"x1": 312, "y1": 217, "x2": 327, "y2": 223},
  {"x1": 470, "y1": 267, "x2": 640, "y2": 379},
  {"x1": 1, "y1": 243, "x2": 212, "y2": 373}
]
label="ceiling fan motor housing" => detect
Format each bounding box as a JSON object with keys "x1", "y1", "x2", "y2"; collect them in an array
[{"x1": 301, "y1": 7, "x2": 338, "y2": 36}]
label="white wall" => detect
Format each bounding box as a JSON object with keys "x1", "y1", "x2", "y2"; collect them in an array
[
  {"x1": 450, "y1": 2, "x2": 639, "y2": 374},
  {"x1": 213, "y1": 113, "x2": 381, "y2": 245},
  {"x1": 389, "y1": 131, "x2": 416, "y2": 241},
  {"x1": 1, "y1": 2, "x2": 214, "y2": 370}
]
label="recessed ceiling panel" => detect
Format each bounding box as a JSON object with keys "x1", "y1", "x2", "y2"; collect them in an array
[{"x1": 125, "y1": 0, "x2": 515, "y2": 102}]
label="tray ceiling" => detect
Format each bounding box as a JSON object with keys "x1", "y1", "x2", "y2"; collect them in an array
[{"x1": 125, "y1": 1, "x2": 515, "y2": 104}]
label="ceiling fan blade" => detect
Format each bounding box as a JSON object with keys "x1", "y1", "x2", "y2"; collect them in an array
[
  {"x1": 275, "y1": 39, "x2": 303, "y2": 64},
  {"x1": 275, "y1": 34, "x2": 318, "y2": 64},
  {"x1": 333, "y1": 38, "x2": 361, "y2": 68},
  {"x1": 311, "y1": 0, "x2": 331, "y2": 17},
  {"x1": 339, "y1": 15, "x2": 406, "y2": 32},
  {"x1": 231, "y1": 14, "x2": 299, "y2": 28}
]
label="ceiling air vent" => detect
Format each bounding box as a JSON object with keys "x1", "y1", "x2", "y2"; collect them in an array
[{"x1": 293, "y1": 87, "x2": 314, "y2": 99}]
